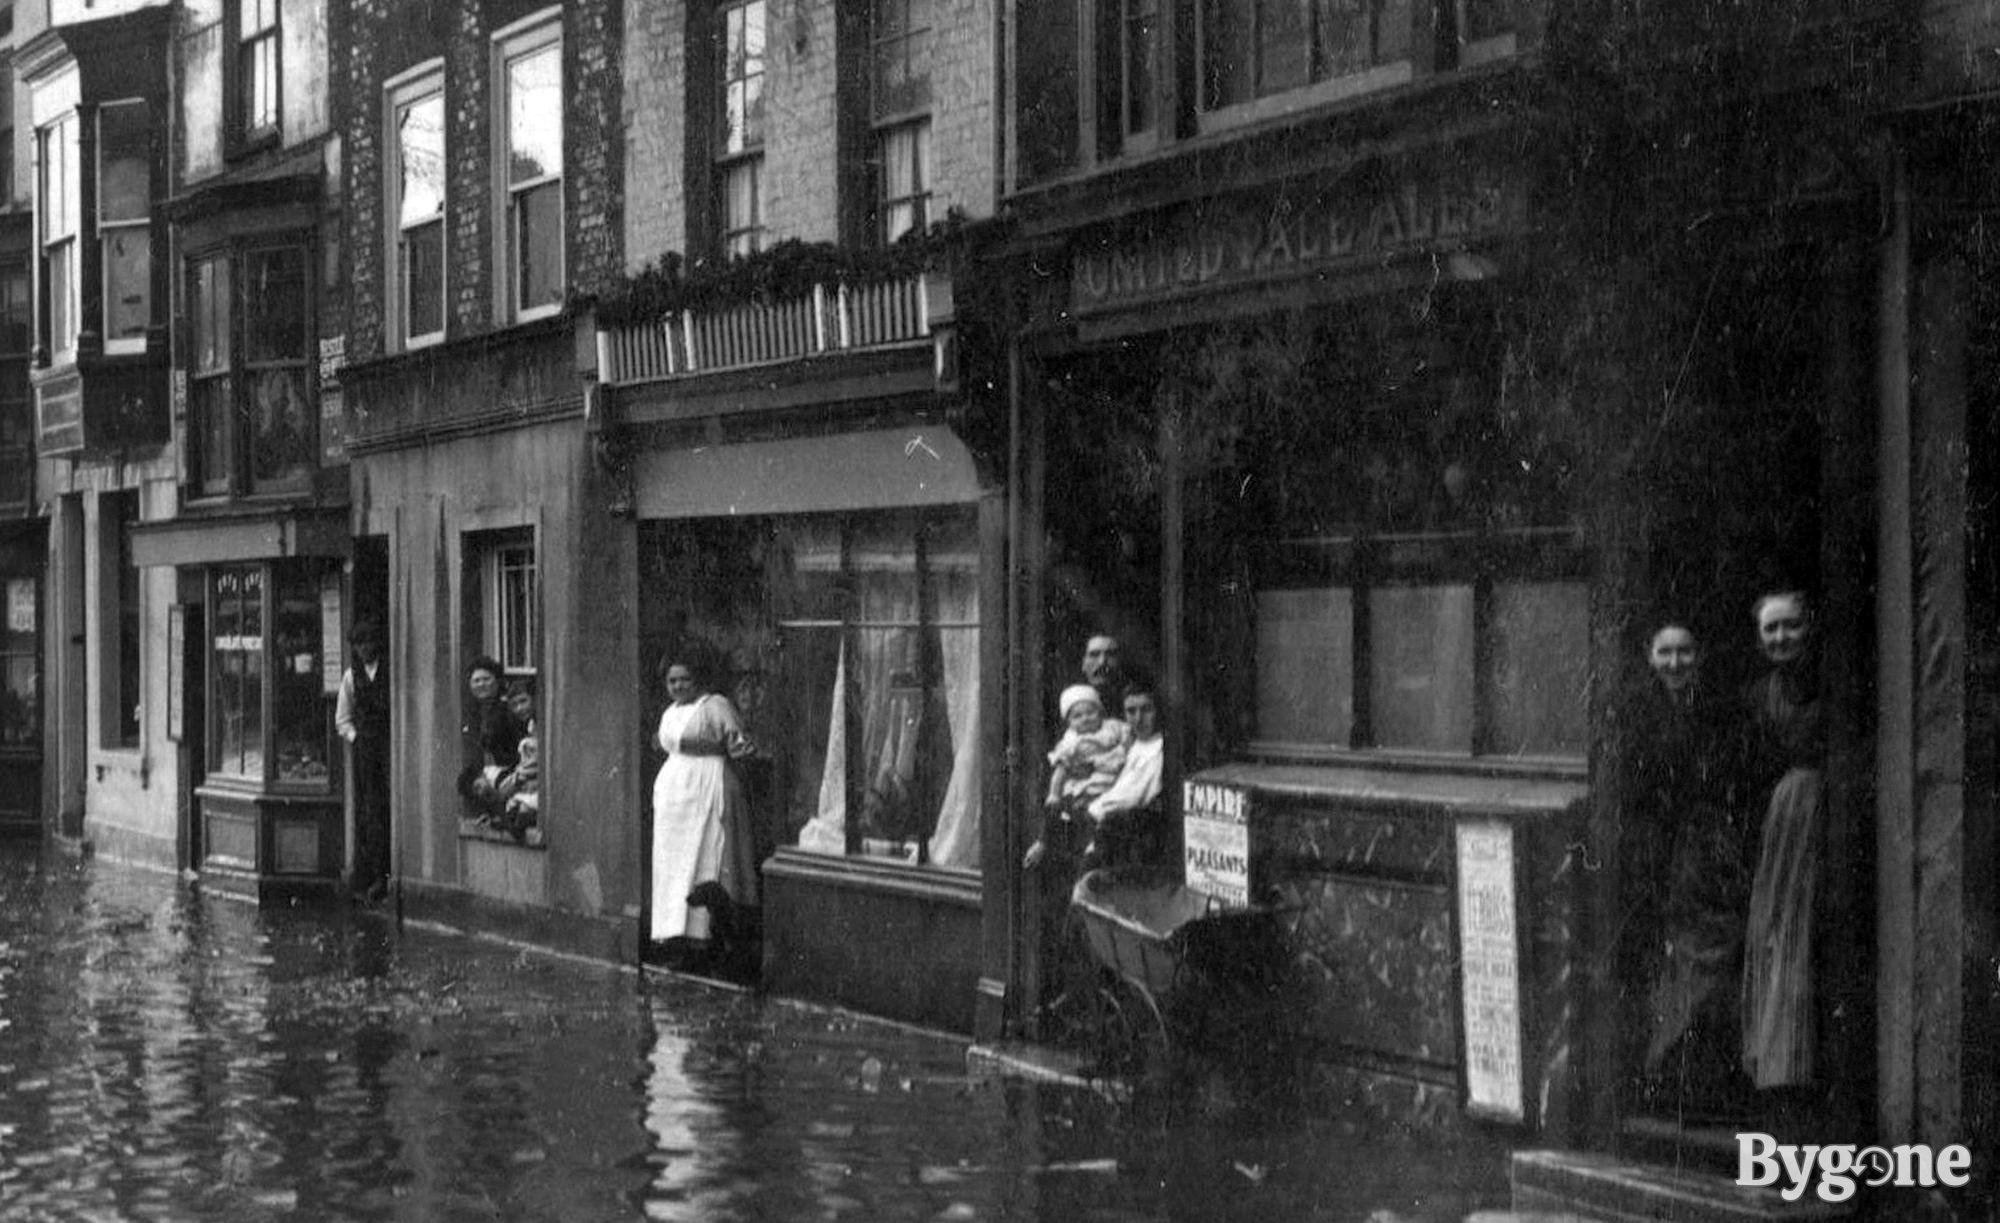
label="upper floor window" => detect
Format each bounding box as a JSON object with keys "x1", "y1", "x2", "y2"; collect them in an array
[
  {"x1": 716, "y1": 0, "x2": 765, "y2": 256},
  {"x1": 97, "y1": 101, "x2": 151, "y2": 355},
  {"x1": 1198, "y1": 0, "x2": 1414, "y2": 123},
  {"x1": 871, "y1": 0, "x2": 931, "y2": 245},
  {"x1": 495, "y1": 15, "x2": 563, "y2": 321},
  {"x1": 188, "y1": 242, "x2": 315, "y2": 498},
  {"x1": 37, "y1": 112, "x2": 79, "y2": 363},
  {"x1": 239, "y1": 0, "x2": 281, "y2": 141},
  {"x1": 1097, "y1": 0, "x2": 1157, "y2": 154},
  {"x1": 388, "y1": 66, "x2": 445, "y2": 348}
]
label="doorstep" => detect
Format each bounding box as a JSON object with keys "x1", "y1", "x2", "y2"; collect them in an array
[{"x1": 1512, "y1": 1150, "x2": 1853, "y2": 1222}]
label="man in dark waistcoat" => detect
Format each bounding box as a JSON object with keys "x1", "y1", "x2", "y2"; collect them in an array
[{"x1": 336, "y1": 619, "x2": 391, "y2": 902}]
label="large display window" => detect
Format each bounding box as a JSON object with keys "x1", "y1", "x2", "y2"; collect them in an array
[
  {"x1": 207, "y1": 561, "x2": 336, "y2": 788},
  {"x1": 640, "y1": 508, "x2": 981, "y2": 870}
]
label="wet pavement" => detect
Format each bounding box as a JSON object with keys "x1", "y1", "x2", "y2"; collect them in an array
[{"x1": 0, "y1": 844, "x2": 1516, "y2": 1222}]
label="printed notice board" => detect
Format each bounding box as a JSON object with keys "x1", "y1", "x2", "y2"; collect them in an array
[
  {"x1": 1182, "y1": 780, "x2": 1250, "y2": 908},
  {"x1": 1456, "y1": 819, "x2": 1525, "y2": 1122}
]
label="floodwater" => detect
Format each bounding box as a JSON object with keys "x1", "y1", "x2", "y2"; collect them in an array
[{"x1": 0, "y1": 844, "x2": 1513, "y2": 1222}]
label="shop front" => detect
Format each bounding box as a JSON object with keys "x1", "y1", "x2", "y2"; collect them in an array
[
  {"x1": 995, "y1": 115, "x2": 1882, "y2": 1146},
  {"x1": 622, "y1": 423, "x2": 1002, "y2": 1033},
  {"x1": 131, "y1": 513, "x2": 350, "y2": 898}
]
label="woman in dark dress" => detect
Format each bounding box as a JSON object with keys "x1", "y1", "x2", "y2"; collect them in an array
[{"x1": 1619, "y1": 621, "x2": 1753, "y2": 1112}]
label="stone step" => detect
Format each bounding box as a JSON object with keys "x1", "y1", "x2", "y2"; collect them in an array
[{"x1": 1512, "y1": 1150, "x2": 1853, "y2": 1223}]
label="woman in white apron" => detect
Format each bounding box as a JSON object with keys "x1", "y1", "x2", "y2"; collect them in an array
[{"x1": 650, "y1": 656, "x2": 758, "y2": 947}]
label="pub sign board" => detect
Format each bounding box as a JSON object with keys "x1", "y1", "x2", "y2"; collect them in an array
[{"x1": 1183, "y1": 780, "x2": 1251, "y2": 908}]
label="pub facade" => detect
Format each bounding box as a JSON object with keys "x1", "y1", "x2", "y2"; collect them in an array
[{"x1": 990, "y1": 0, "x2": 1991, "y2": 1210}]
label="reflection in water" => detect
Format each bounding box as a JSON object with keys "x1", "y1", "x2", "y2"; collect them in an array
[{"x1": 0, "y1": 846, "x2": 1510, "y2": 1222}]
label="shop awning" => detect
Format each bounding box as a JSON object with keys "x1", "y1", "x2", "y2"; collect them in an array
[
  {"x1": 633, "y1": 426, "x2": 985, "y2": 519},
  {"x1": 130, "y1": 507, "x2": 350, "y2": 568}
]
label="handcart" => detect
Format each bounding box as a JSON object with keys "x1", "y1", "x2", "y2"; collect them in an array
[{"x1": 1067, "y1": 867, "x2": 1293, "y2": 1082}]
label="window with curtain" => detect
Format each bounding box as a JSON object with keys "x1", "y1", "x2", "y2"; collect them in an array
[
  {"x1": 238, "y1": 0, "x2": 280, "y2": 140},
  {"x1": 871, "y1": 0, "x2": 932, "y2": 244},
  {"x1": 639, "y1": 509, "x2": 982, "y2": 871},
  {"x1": 715, "y1": 0, "x2": 765, "y2": 256},
  {"x1": 497, "y1": 16, "x2": 563, "y2": 319},
  {"x1": 38, "y1": 113, "x2": 78, "y2": 362},
  {"x1": 389, "y1": 70, "x2": 445, "y2": 347}
]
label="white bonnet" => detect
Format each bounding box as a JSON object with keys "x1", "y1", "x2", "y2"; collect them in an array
[{"x1": 1058, "y1": 684, "x2": 1102, "y2": 720}]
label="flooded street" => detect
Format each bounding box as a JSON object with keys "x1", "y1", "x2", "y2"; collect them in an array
[{"x1": 0, "y1": 844, "x2": 1513, "y2": 1222}]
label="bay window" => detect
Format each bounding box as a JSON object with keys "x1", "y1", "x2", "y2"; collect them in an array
[
  {"x1": 38, "y1": 112, "x2": 79, "y2": 363},
  {"x1": 97, "y1": 101, "x2": 151, "y2": 354},
  {"x1": 496, "y1": 16, "x2": 564, "y2": 320},
  {"x1": 389, "y1": 67, "x2": 445, "y2": 347},
  {"x1": 187, "y1": 241, "x2": 316, "y2": 497}
]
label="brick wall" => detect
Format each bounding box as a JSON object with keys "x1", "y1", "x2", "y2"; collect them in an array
[
  {"x1": 342, "y1": 0, "x2": 622, "y2": 359},
  {"x1": 761, "y1": 0, "x2": 840, "y2": 244},
  {"x1": 927, "y1": 0, "x2": 997, "y2": 223},
  {"x1": 624, "y1": 0, "x2": 688, "y2": 271},
  {"x1": 620, "y1": 0, "x2": 998, "y2": 269}
]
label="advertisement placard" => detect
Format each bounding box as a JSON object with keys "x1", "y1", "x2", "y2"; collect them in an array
[{"x1": 1182, "y1": 780, "x2": 1251, "y2": 908}]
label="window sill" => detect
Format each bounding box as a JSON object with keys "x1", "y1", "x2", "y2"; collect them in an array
[
  {"x1": 1243, "y1": 742, "x2": 1585, "y2": 782},
  {"x1": 764, "y1": 846, "x2": 981, "y2": 906},
  {"x1": 1190, "y1": 757, "x2": 1587, "y2": 820},
  {"x1": 458, "y1": 817, "x2": 546, "y2": 849},
  {"x1": 1196, "y1": 61, "x2": 1416, "y2": 137}
]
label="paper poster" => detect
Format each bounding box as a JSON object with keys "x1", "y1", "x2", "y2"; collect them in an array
[
  {"x1": 1456, "y1": 819, "x2": 1524, "y2": 1122},
  {"x1": 1182, "y1": 779, "x2": 1251, "y2": 908},
  {"x1": 6, "y1": 579, "x2": 32, "y2": 633}
]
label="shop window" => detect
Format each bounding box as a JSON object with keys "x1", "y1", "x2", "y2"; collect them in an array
[
  {"x1": 207, "y1": 562, "x2": 334, "y2": 786},
  {"x1": 0, "y1": 572, "x2": 35, "y2": 749},
  {"x1": 97, "y1": 101, "x2": 151, "y2": 355},
  {"x1": 1198, "y1": 0, "x2": 1413, "y2": 125},
  {"x1": 238, "y1": 0, "x2": 281, "y2": 142},
  {"x1": 870, "y1": 0, "x2": 931, "y2": 244},
  {"x1": 716, "y1": 0, "x2": 765, "y2": 257},
  {"x1": 186, "y1": 242, "x2": 314, "y2": 497},
  {"x1": 99, "y1": 490, "x2": 141, "y2": 749},
  {"x1": 388, "y1": 66, "x2": 445, "y2": 348},
  {"x1": 641, "y1": 510, "x2": 981, "y2": 870},
  {"x1": 209, "y1": 565, "x2": 265, "y2": 777},
  {"x1": 37, "y1": 111, "x2": 79, "y2": 364},
  {"x1": 495, "y1": 13, "x2": 563, "y2": 321},
  {"x1": 1245, "y1": 328, "x2": 1586, "y2": 761}
]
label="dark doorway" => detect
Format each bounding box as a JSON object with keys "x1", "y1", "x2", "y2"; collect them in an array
[
  {"x1": 0, "y1": 523, "x2": 46, "y2": 838},
  {"x1": 350, "y1": 537, "x2": 390, "y2": 897}
]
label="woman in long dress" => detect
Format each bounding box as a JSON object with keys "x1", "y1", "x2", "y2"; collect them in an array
[
  {"x1": 650, "y1": 657, "x2": 759, "y2": 947},
  {"x1": 1618, "y1": 622, "x2": 1752, "y2": 1113},
  {"x1": 1740, "y1": 590, "x2": 1825, "y2": 1091}
]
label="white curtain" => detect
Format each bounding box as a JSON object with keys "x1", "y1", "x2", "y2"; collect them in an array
[
  {"x1": 927, "y1": 562, "x2": 980, "y2": 868},
  {"x1": 797, "y1": 638, "x2": 847, "y2": 855}
]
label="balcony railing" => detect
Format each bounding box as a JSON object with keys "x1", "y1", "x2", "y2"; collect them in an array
[{"x1": 597, "y1": 274, "x2": 938, "y2": 388}]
